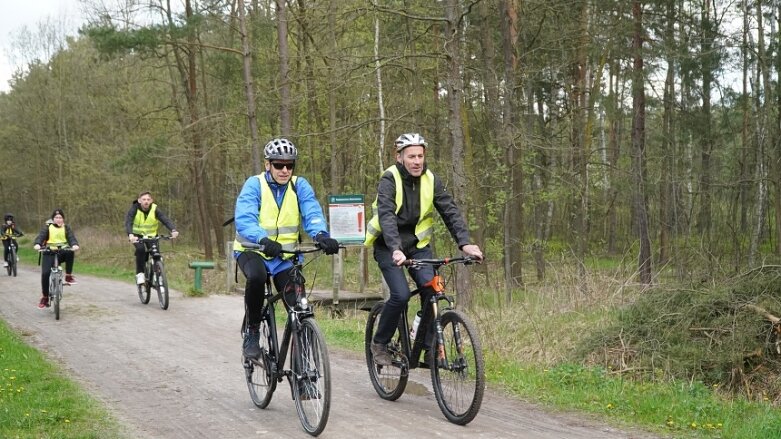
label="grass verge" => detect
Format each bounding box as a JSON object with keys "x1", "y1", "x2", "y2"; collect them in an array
[
  {"x1": 0, "y1": 319, "x2": 126, "y2": 439},
  {"x1": 313, "y1": 303, "x2": 781, "y2": 439}
]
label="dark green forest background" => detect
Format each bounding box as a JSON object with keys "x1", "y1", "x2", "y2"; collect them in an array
[{"x1": 0, "y1": 0, "x2": 777, "y2": 296}]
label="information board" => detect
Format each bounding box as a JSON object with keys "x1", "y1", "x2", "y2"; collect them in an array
[{"x1": 328, "y1": 194, "x2": 366, "y2": 244}]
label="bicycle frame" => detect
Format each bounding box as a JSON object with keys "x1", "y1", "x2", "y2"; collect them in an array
[
  {"x1": 365, "y1": 255, "x2": 484, "y2": 425},
  {"x1": 139, "y1": 236, "x2": 166, "y2": 264},
  {"x1": 136, "y1": 236, "x2": 171, "y2": 309},
  {"x1": 4, "y1": 237, "x2": 19, "y2": 276},
  {"x1": 41, "y1": 246, "x2": 71, "y2": 320},
  {"x1": 248, "y1": 249, "x2": 315, "y2": 376},
  {"x1": 259, "y1": 274, "x2": 314, "y2": 390},
  {"x1": 241, "y1": 245, "x2": 335, "y2": 436},
  {"x1": 395, "y1": 265, "x2": 457, "y2": 371}
]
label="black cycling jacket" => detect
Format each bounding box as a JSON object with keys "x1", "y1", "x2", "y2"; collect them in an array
[{"x1": 374, "y1": 162, "x2": 471, "y2": 253}]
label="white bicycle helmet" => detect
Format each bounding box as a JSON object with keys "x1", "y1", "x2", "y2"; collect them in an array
[
  {"x1": 263, "y1": 138, "x2": 298, "y2": 160},
  {"x1": 394, "y1": 133, "x2": 427, "y2": 152}
]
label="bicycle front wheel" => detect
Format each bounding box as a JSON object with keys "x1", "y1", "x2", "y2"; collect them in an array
[
  {"x1": 138, "y1": 264, "x2": 151, "y2": 304},
  {"x1": 364, "y1": 302, "x2": 409, "y2": 401},
  {"x1": 293, "y1": 318, "x2": 331, "y2": 436},
  {"x1": 49, "y1": 273, "x2": 62, "y2": 321},
  {"x1": 153, "y1": 260, "x2": 169, "y2": 310},
  {"x1": 8, "y1": 246, "x2": 16, "y2": 277},
  {"x1": 430, "y1": 309, "x2": 485, "y2": 425},
  {"x1": 245, "y1": 317, "x2": 277, "y2": 408}
]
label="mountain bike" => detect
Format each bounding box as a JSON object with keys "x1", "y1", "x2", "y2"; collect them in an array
[
  {"x1": 137, "y1": 236, "x2": 171, "y2": 310},
  {"x1": 40, "y1": 245, "x2": 72, "y2": 321},
  {"x1": 241, "y1": 245, "x2": 335, "y2": 436},
  {"x1": 364, "y1": 256, "x2": 485, "y2": 425},
  {"x1": 3, "y1": 234, "x2": 21, "y2": 277}
]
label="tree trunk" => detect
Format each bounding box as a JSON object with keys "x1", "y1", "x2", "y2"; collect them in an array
[
  {"x1": 237, "y1": 0, "x2": 263, "y2": 175},
  {"x1": 163, "y1": 0, "x2": 213, "y2": 259},
  {"x1": 659, "y1": 0, "x2": 676, "y2": 267},
  {"x1": 276, "y1": 0, "x2": 291, "y2": 137},
  {"x1": 697, "y1": 0, "x2": 714, "y2": 243},
  {"x1": 443, "y1": 0, "x2": 472, "y2": 308},
  {"x1": 571, "y1": 0, "x2": 590, "y2": 294},
  {"x1": 631, "y1": 1, "x2": 651, "y2": 284},
  {"x1": 500, "y1": 0, "x2": 522, "y2": 298}
]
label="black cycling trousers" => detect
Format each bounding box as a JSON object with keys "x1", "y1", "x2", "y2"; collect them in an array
[
  {"x1": 3, "y1": 239, "x2": 17, "y2": 262},
  {"x1": 237, "y1": 252, "x2": 293, "y2": 327},
  {"x1": 372, "y1": 245, "x2": 435, "y2": 345},
  {"x1": 133, "y1": 241, "x2": 149, "y2": 274}
]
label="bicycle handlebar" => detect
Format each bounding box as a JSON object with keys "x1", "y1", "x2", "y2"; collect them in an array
[
  {"x1": 38, "y1": 245, "x2": 75, "y2": 253},
  {"x1": 239, "y1": 242, "x2": 343, "y2": 255},
  {"x1": 401, "y1": 255, "x2": 481, "y2": 267},
  {"x1": 137, "y1": 235, "x2": 173, "y2": 241}
]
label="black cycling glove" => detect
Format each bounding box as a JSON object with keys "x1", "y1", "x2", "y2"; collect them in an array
[
  {"x1": 315, "y1": 234, "x2": 340, "y2": 255},
  {"x1": 259, "y1": 237, "x2": 282, "y2": 258}
]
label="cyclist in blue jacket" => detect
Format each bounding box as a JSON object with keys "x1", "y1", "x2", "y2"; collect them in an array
[{"x1": 234, "y1": 138, "x2": 339, "y2": 361}]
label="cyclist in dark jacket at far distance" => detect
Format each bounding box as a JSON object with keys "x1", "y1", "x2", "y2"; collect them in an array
[
  {"x1": 33, "y1": 209, "x2": 80, "y2": 308},
  {"x1": 365, "y1": 133, "x2": 483, "y2": 366},
  {"x1": 1, "y1": 213, "x2": 23, "y2": 268},
  {"x1": 125, "y1": 191, "x2": 179, "y2": 286}
]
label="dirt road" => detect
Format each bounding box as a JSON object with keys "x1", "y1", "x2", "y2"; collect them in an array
[{"x1": 0, "y1": 265, "x2": 659, "y2": 438}]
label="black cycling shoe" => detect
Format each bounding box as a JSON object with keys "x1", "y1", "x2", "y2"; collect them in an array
[{"x1": 243, "y1": 329, "x2": 261, "y2": 359}]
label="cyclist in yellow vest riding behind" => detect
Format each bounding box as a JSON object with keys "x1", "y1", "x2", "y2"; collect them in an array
[
  {"x1": 33, "y1": 209, "x2": 80, "y2": 309},
  {"x1": 234, "y1": 137, "x2": 339, "y2": 363},
  {"x1": 125, "y1": 191, "x2": 179, "y2": 285},
  {"x1": 366, "y1": 133, "x2": 483, "y2": 366}
]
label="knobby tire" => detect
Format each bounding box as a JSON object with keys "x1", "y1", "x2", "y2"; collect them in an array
[
  {"x1": 292, "y1": 318, "x2": 331, "y2": 436},
  {"x1": 430, "y1": 309, "x2": 485, "y2": 425},
  {"x1": 7, "y1": 245, "x2": 16, "y2": 277},
  {"x1": 154, "y1": 260, "x2": 169, "y2": 310},
  {"x1": 138, "y1": 262, "x2": 151, "y2": 304},
  {"x1": 364, "y1": 302, "x2": 409, "y2": 401},
  {"x1": 50, "y1": 272, "x2": 62, "y2": 321},
  {"x1": 245, "y1": 315, "x2": 277, "y2": 408}
]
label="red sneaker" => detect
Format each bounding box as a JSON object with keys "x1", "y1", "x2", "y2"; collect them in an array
[
  {"x1": 65, "y1": 274, "x2": 76, "y2": 284},
  {"x1": 38, "y1": 296, "x2": 48, "y2": 309}
]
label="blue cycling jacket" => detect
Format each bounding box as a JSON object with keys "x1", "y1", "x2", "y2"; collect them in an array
[{"x1": 233, "y1": 172, "x2": 329, "y2": 275}]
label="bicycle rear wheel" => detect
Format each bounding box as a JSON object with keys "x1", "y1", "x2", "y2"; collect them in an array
[
  {"x1": 138, "y1": 263, "x2": 151, "y2": 304},
  {"x1": 430, "y1": 309, "x2": 485, "y2": 425},
  {"x1": 293, "y1": 318, "x2": 331, "y2": 436},
  {"x1": 153, "y1": 260, "x2": 169, "y2": 310},
  {"x1": 364, "y1": 302, "x2": 409, "y2": 401},
  {"x1": 245, "y1": 317, "x2": 277, "y2": 408}
]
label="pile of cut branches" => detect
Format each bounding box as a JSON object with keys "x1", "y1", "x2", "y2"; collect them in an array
[{"x1": 575, "y1": 266, "x2": 781, "y2": 403}]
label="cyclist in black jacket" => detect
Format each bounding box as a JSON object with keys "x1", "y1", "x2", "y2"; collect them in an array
[
  {"x1": 1, "y1": 213, "x2": 23, "y2": 268},
  {"x1": 124, "y1": 191, "x2": 179, "y2": 286},
  {"x1": 33, "y1": 209, "x2": 80, "y2": 308},
  {"x1": 365, "y1": 133, "x2": 483, "y2": 365}
]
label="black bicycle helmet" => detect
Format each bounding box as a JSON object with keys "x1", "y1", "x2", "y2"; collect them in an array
[
  {"x1": 263, "y1": 138, "x2": 298, "y2": 161},
  {"x1": 4, "y1": 213, "x2": 13, "y2": 222}
]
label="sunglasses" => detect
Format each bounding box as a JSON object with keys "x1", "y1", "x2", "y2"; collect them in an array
[{"x1": 271, "y1": 162, "x2": 295, "y2": 170}]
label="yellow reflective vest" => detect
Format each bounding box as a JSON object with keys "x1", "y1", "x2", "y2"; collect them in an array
[
  {"x1": 47, "y1": 224, "x2": 68, "y2": 246},
  {"x1": 132, "y1": 204, "x2": 159, "y2": 237},
  {"x1": 364, "y1": 166, "x2": 434, "y2": 248},
  {"x1": 234, "y1": 175, "x2": 300, "y2": 259}
]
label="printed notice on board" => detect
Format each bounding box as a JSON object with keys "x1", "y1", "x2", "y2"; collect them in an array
[{"x1": 328, "y1": 194, "x2": 365, "y2": 244}]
